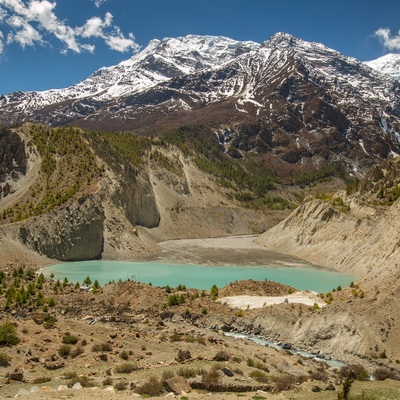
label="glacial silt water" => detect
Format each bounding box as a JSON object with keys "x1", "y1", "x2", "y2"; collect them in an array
[{"x1": 45, "y1": 260, "x2": 354, "y2": 292}]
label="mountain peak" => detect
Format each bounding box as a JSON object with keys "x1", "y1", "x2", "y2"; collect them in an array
[{"x1": 262, "y1": 32, "x2": 300, "y2": 48}]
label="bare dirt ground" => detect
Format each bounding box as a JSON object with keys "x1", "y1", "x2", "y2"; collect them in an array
[{"x1": 141, "y1": 235, "x2": 324, "y2": 269}]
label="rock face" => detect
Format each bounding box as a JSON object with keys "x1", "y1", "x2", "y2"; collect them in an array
[
  {"x1": 0, "y1": 127, "x2": 27, "y2": 199},
  {"x1": 112, "y1": 167, "x2": 160, "y2": 229},
  {"x1": 256, "y1": 196, "x2": 400, "y2": 279},
  {"x1": 19, "y1": 196, "x2": 104, "y2": 261}
]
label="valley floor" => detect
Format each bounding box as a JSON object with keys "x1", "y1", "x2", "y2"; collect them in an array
[{"x1": 139, "y1": 234, "x2": 324, "y2": 269}]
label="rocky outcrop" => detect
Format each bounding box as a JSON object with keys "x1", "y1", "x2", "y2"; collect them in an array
[
  {"x1": 256, "y1": 197, "x2": 400, "y2": 279},
  {"x1": 0, "y1": 127, "x2": 27, "y2": 199},
  {"x1": 115, "y1": 168, "x2": 160, "y2": 228},
  {"x1": 253, "y1": 193, "x2": 400, "y2": 363},
  {"x1": 19, "y1": 195, "x2": 104, "y2": 261}
]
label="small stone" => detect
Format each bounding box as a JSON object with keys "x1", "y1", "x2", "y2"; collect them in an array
[
  {"x1": 72, "y1": 382, "x2": 82, "y2": 390},
  {"x1": 58, "y1": 385, "x2": 68, "y2": 391},
  {"x1": 312, "y1": 385, "x2": 322, "y2": 392},
  {"x1": 10, "y1": 372, "x2": 24, "y2": 382},
  {"x1": 325, "y1": 383, "x2": 336, "y2": 391},
  {"x1": 175, "y1": 349, "x2": 191, "y2": 362},
  {"x1": 222, "y1": 367, "x2": 234, "y2": 377}
]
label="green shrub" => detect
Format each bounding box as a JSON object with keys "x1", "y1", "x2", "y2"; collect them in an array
[
  {"x1": 63, "y1": 371, "x2": 77, "y2": 379},
  {"x1": 32, "y1": 376, "x2": 51, "y2": 384},
  {"x1": 62, "y1": 333, "x2": 78, "y2": 345},
  {"x1": 135, "y1": 375, "x2": 164, "y2": 396},
  {"x1": 43, "y1": 315, "x2": 57, "y2": 329},
  {"x1": 114, "y1": 381, "x2": 128, "y2": 391},
  {"x1": 177, "y1": 367, "x2": 197, "y2": 378},
  {"x1": 0, "y1": 352, "x2": 11, "y2": 366},
  {"x1": 249, "y1": 370, "x2": 268, "y2": 383},
  {"x1": 162, "y1": 370, "x2": 175, "y2": 381},
  {"x1": 58, "y1": 344, "x2": 71, "y2": 358},
  {"x1": 0, "y1": 321, "x2": 20, "y2": 347},
  {"x1": 168, "y1": 294, "x2": 185, "y2": 306},
  {"x1": 92, "y1": 342, "x2": 112, "y2": 352},
  {"x1": 201, "y1": 367, "x2": 221, "y2": 384},
  {"x1": 210, "y1": 284, "x2": 219, "y2": 300},
  {"x1": 114, "y1": 363, "x2": 138, "y2": 373},
  {"x1": 102, "y1": 376, "x2": 113, "y2": 386},
  {"x1": 67, "y1": 376, "x2": 95, "y2": 388},
  {"x1": 213, "y1": 350, "x2": 230, "y2": 361}
]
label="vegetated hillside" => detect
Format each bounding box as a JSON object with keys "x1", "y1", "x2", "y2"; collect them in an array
[
  {"x1": 253, "y1": 157, "x2": 400, "y2": 364},
  {"x1": 2, "y1": 122, "x2": 342, "y2": 263}
]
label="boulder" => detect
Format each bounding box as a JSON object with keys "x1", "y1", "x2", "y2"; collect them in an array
[{"x1": 164, "y1": 377, "x2": 191, "y2": 394}]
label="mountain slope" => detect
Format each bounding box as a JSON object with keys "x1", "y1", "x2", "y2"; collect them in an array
[
  {"x1": 254, "y1": 158, "x2": 400, "y2": 363},
  {"x1": 1, "y1": 33, "x2": 400, "y2": 178}
]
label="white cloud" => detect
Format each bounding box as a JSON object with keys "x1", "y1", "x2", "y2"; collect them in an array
[
  {"x1": 93, "y1": 0, "x2": 107, "y2": 8},
  {"x1": 6, "y1": 15, "x2": 43, "y2": 48},
  {"x1": 375, "y1": 28, "x2": 400, "y2": 52},
  {"x1": 105, "y1": 29, "x2": 140, "y2": 52},
  {"x1": 77, "y1": 12, "x2": 112, "y2": 38},
  {"x1": 0, "y1": 31, "x2": 4, "y2": 53},
  {"x1": 0, "y1": 0, "x2": 139, "y2": 54},
  {"x1": 0, "y1": 8, "x2": 7, "y2": 22}
]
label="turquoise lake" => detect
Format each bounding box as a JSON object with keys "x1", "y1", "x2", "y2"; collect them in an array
[{"x1": 44, "y1": 260, "x2": 354, "y2": 292}]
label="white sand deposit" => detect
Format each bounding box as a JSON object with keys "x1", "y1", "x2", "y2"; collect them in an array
[{"x1": 219, "y1": 291, "x2": 325, "y2": 309}]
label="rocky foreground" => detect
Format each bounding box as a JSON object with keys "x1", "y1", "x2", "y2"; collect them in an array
[{"x1": 0, "y1": 232, "x2": 399, "y2": 399}]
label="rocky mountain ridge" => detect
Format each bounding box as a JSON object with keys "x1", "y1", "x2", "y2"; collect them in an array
[
  {"x1": 1, "y1": 33, "x2": 400, "y2": 179},
  {"x1": 0, "y1": 35, "x2": 258, "y2": 121}
]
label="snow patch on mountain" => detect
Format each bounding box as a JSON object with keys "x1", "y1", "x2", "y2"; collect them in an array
[
  {"x1": 0, "y1": 35, "x2": 259, "y2": 109},
  {"x1": 365, "y1": 53, "x2": 400, "y2": 81}
]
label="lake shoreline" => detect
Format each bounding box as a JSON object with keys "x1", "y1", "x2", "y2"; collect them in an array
[{"x1": 44, "y1": 235, "x2": 355, "y2": 292}]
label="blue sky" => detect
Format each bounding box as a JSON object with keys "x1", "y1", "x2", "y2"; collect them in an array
[{"x1": 0, "y1": 0, "x2": 399, "y2": 95}]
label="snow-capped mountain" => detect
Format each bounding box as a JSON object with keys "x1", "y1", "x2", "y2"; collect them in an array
[
  {"x1": 365, "y1": 53, "x2": 400, "y2": 82},
  {"x1": 0, "y1": 35, "x2": 258, "y2": 117},
  {"x1": 1, "y1": 33, "x2": 400, "y2": 174}
]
